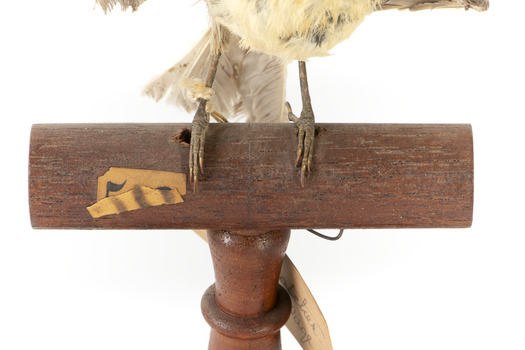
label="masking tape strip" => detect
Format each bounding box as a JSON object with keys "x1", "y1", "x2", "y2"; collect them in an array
[
  {"x1": 87, "y1": 167, "x2": 186, "y2": 218},
  {"x1": 96, "y1": 167, "x2": 186, "y2": 201},
  {"x1": 87, "y1": 186, "x2": 183, "y2": 218}
]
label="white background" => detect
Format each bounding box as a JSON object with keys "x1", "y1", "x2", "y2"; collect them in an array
[{"x1": 1, "y1": 1, "x2": 524, "y2": 349}]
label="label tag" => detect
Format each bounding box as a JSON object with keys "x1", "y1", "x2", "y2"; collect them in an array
[{"x1": 280, "y1": 255, "x2": 333, "y2": 350}]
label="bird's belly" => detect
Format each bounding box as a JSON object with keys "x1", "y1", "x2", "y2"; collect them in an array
[{"x1": 207, "y1": 0, "x2": 378, "y2": 61}]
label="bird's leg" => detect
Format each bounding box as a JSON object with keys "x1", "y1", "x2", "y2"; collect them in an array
[
  {"x1": 286, "y1": 60, "x2": 315, "y2": 187},
  {"x1": 189, "y1": 51, "x2": 221, "y2": 192}
]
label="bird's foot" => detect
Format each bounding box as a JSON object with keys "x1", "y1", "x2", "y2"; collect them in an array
[
  {"x1": 286, "y1": 102, "x2": 315, "y2": 187},
  {"x1": 189, "y1": 105, "x2": 210, "y2": 193}
]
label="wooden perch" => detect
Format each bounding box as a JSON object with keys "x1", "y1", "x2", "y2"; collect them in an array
[
  {"x1": 29, "y1": 123, "x2": 473, "y2": 230},
  {"x1": 28, "y1": 122, "x2": 474, "y2": 349}
]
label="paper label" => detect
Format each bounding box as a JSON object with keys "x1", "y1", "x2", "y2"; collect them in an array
[{"x1": 280, "y1": 255, "x2": 333, "y2": 350}]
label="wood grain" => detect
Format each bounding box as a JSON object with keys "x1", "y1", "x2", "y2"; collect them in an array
[{"x1": 29, "y1": 123, "x2": 473, "y2": 230}]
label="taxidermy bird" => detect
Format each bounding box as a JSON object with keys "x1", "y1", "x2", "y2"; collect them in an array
[{"x1": 96, "y1": 0, "x2": 489, "y2": 190}]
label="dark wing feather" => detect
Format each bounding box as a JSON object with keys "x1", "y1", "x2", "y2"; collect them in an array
[{"x1": 380, "y1": 0, "x2": 489, "y2": 11}]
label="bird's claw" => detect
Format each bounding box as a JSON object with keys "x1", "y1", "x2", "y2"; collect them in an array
[
  {"x1": 286, "y1": 102, "x2": 315, "y2": 187},
  {"x1": 189, "y1": 109, "x2": 209, "y2": 192}
]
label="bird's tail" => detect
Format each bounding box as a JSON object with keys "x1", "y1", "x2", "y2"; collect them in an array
[
  {"x1": 95, "y1": 0, "x2": 146, "y2": 13},
  {"x1": 379, "y1": 0, "x2": 489, "y2": 11},
  {"x1": 143, "y1": 29, "x2": 288, "y2": 123}
]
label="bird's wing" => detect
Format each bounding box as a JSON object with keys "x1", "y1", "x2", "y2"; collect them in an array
[
  {"x1": 95, "y1": 0, "x2": 147, "y2": 13},
  {"x1": 380, "y1": 0, "x2": 489, "y2": 11}
]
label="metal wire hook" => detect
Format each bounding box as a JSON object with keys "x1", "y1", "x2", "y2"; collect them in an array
[{"x1": 306, "y1": 229, "x2": 344, "y2": 241}]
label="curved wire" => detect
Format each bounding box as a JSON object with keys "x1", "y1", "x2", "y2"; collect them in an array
[{"x1": 306, "y1": 229, "x2": 344, "y2": 241}]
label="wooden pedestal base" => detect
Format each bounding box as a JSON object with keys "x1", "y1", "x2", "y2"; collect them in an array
[{"x1": 202, "y1": 229, "x2": 292, "y2": 350}]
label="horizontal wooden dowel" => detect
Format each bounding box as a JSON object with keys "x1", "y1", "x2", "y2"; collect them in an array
[{"x1": 29, "y1": 123, "x2": 473, "y2": 230}]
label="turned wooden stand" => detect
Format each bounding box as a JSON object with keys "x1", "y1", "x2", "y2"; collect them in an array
[
  {"x1": 203, "y1": 229, "x2": 291, "y2": 348},
  {"x1": 29, "y1": 123, "x2": 473, "y2": 349}
]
